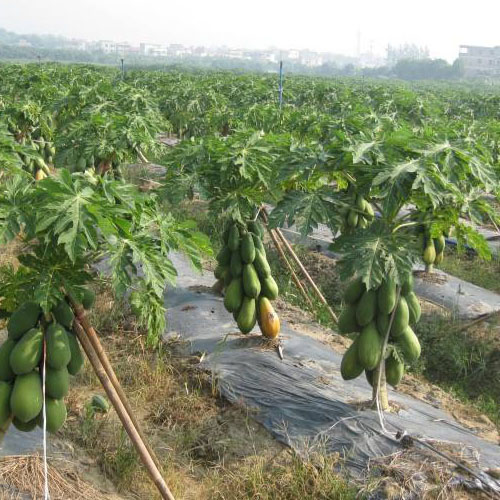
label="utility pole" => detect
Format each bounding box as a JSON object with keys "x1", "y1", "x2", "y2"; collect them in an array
[{"x1": 278, "y1": 60, "x2": 284, "y2": 109}]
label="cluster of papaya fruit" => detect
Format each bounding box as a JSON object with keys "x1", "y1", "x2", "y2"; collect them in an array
[
  {"x1": 18, "y1": 135, "x2": 53, "y2": 180},
  {"x1": 340, "y1": 194, "x2": 375, "y2": 233},
  {"x1": 421, "y1": 231, "x2": 447, "y2": 270},
  {"x1": 0, "y1": 289, "x2": 94, "y2": 434},
  {"x1": 214, "y1": 220, "x2": 280, "y2": 339},
  {"x1": 338, "y1": 274, "x2": 421, "y2": 387},
  {"x1": 68, "y1": 156, "x2": 116, "y2": 174}
]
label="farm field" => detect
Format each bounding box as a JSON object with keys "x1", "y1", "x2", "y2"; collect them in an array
[{"x1": 1, "y1": 63, "x2": 500, "y2": 498}]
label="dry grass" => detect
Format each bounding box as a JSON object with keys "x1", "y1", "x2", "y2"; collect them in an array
[
  {"x1": 58, "y1": 279, "x2": 358, "y2": 499},
  {"x1": 0, "y1": 455, "x2": 108, "y2": 500},
  {"x1": 361, "y1": 441, "x2": 493, "y2": 500}
]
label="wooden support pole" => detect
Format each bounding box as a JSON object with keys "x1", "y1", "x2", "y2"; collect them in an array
[
  {"x1": 136, "y1": 148, "x2": 150, "y2": 164},
  {"x1": 260, "y1": 207, "x2": 338, "y2": 324},
  {"x1": 263, "y1": 220, "x2": 315, "y2": 312},
  {"x1": 73, "y1": 319, "x2": 175, "y2": 500},
  {"x1": 69, "y1": 299, "x2": 162, "y2": 470}
]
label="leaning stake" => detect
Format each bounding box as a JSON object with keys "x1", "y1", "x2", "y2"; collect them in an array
[
  {"x1": 73, "y1": 319, "x2": 175, "y2": 500},
  {"x1": 69, "y1": 299, "x2": 162, "y2": 470},
  {"x1": 261, "y1": 207, "x2": 338, "y2": 324}
]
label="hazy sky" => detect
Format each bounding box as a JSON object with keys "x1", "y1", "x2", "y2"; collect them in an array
[{"x1": 1, "y1": 0, "x2": 499, "y2": 61}]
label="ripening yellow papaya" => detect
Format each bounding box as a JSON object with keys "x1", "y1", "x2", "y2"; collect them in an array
[{"x1": 258, "y1": 297, "x2": 280, "y2": 339}]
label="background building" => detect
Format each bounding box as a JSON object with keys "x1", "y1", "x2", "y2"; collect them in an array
[{"x1": 459, "y1": 45, "x2": 500, "y2": 77}]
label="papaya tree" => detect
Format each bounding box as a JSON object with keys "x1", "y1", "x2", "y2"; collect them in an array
[
  {"x1": 54, "y1": 82, "x2": 169, "y2": 175},
  {"x1": 161, "y1": 129, "x2": 284, "y2": 338},
  {"x1": 270, "y1": 122, "x2": 499, "y2": 410},
  {"x1": 0, "y1": 169, "x2": 211, "y2": 434}
]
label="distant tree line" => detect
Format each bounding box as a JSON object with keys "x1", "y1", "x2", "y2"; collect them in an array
[{"x1": 0, "y1": 42, "x2": 465, "y2": 81}]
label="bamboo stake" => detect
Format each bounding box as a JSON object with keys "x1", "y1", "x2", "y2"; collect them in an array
[
  {"x1": 73, "y1": 319, "x2": 175, "y2": 500},
  {"x1": 69, "y1": 299, "x2": 162, "y2": 470},
  {"x1": 263, "y1": 221, "x2": 315, "y2": 311},
  {"x1": 260, "y1": 208, "x2": 338, "y2": 324},
  {"x1": 136, "y1": 148, "x2": 150, "y2": 164}
]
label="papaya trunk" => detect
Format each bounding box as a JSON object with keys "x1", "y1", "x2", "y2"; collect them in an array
[
  {"x1": 425, "y1": 263, "x2": 434, "y2": 273},
  {"x1": 371, "y1": 363, "x2": 389, "y2": 411}
]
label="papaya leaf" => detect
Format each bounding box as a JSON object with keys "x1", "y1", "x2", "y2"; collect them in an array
[{"x1": 332, "y1": 220, "x2": 417, "y2": 290}]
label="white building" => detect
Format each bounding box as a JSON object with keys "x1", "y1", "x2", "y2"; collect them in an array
[
  {"x1": 459, "y1": 45, "x2": 500, "y2": 77},
  {"x1": 96, "y1": 40, "x2": 117, "y2": 54}
]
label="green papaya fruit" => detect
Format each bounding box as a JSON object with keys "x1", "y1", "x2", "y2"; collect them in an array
[
  {"x1": 338, "y1": 304, "x2": 359, "y2": 334},
  {"x1": 76, "y1": 156, "x2": 87, "y2": 172},
  {"x1": 247, "y1": 221, "x2": 265, "y2": 239},
  {"x1": 376, "y1": 313, "x2": 391, "y2": 338},
  {"x1": 357, "y1": 322, "x2": 382, "y2": 370},
  {"x1": 216, "y1": 246, "x2": 231, "y2": 266},
  {"x1": 401, "y1": 273, "x2": 414, "y2": 295},
  {"x1": 81, "y1": 288, "x2": 95, "y2": 310},
  {"x1": 406, "y1": 292, "x2": 421, "y2": 324},
  {"x1": 7, "y1": 302, "x2": 41, "y2": 340},
  {"x1": 423, "y1": 240, "x2": 436, "y2": 265},
  {"x1": 242, "y1": 264, "x2": 261, "y2": 298},
  {"x1": 46, "y1": 366, "x2": 70, "y2": 399},
  {"x1": 365, "y1": 369, "x2": 374, "y2": 387},
  {"x1": 356, "y1": 195, "x2": 365, "y2": 211},
  {"x1": 223, "y1": 268, "x2": 232, "y2": 287},
  {"x1": 340, "y1": 337, "x2": 363, "y2": 380},
  {"x1": 347, "y1": 210, "x2": 358, "y2": 228},
  {"x1": 358, "y1": 216, "x2": 368, "y2": 229},
  {"x1": 13, "y1": 416, "x2": 37, "y2": 432},
  {"x1": 10, "y1": 371, "x2": 43, "y2": 423},
  {"x1": 9, "y1": 328, "x2": 43, "y2": 375},
  {"x1": 253, "y1": 249, "x2": 271, "y2": 279},
  {"x1": 46, "y1": 323, "x2": 71, "y2": 370},
  {"x1": 343, "y1": 278, "x2": 365, "y2": 304},
  {"x1": 52, "y1": 300, "x2": 74, "y2": 329},
  {"x1": 391, "y1": 297, "x2": 410, "y2": 339},
  {"x1": 237, "y1": 297, "x2": 257, "y2": 334},
  {"x1": 399, "y1": 326, "x2": 421, "y2": 362},
  {"x1": 363, "y1": 201, "x2": 375, "y2": 219},
  {"x1": 230, "y1": 251, "x2": 243, "y2": 278},
  {"x1": 251, "y1": 233, "x2": 265, "y2": 254},
  {"x1": 434, "y1": 234, "x2": 446, "y2": 254},
  {"x1": 232, "y1": 308, "x2": 240, "y2": 322},
  {"x1": 67, "y1": 332, "x2": 84, "y2": 376},
  {"x1": 44, "y1": 398, "x2": 67, "y2": 433},
  {"x1": 435, "y1": 252, "x2": 444, "y2": 265},
  {"x1": 214, "y1": 264, "x2": 227, "y2": 280},
  {"x1": 240, "y1": 233, "x2": 256, "y2": 264},
  {"x1": 0, "y1": 340, "x2": 16, "y2": 381},
  {"x1": 260, "y1": 275, "x2": 279, "y2": 300},
  {"x1": 385, "y1": 353, "x2": 404, "y2": 387},
  {"x1": 377, "y1": 279, "x2": 396, "y2": 315},
  {"x1": 356, "y1": 289, "x2": 377, "y2": 327},
  {"x1": 222, "y1": 226, "x2": 231, "y2": 245},
  {"x1": 0, "y1": 381, "x2": 12, "y2": 428},
  {"x1": 224, "y1": 278, "x2": 243, "y2": 313},
  {"x1": 228, "y1": 224, "x2": 240, "y2": 252},
  {"x1": 90, "y1": 394, "x2": 110, "y2": 413}
]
